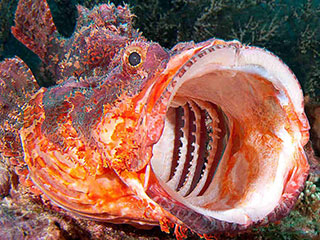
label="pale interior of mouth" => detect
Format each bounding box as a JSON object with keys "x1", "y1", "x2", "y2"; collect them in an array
[{"x1": 150, "y1": 47, "x2": 302, "y2": 225}]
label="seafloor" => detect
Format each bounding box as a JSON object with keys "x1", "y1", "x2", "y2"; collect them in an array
[{"x1": 0, "y1": 0, "x2": 319, "y2": 239}]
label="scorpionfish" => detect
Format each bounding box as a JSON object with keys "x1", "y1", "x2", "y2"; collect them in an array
[{"x1": 0, "y1": 0, "x2": 310, "y2": 239}]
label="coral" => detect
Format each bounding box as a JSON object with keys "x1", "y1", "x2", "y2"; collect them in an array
[
  {"x1": 140, "y1": 0, "x2": 320, "y2": 101},
  {"x1": 0, "y1": 189, "x2": 176, "y2": 240},
  {"x1": 0, "y1": 198, "x2": 64, "y2": 239},
  {"x1": 305, "y1": 100, "x2": 320, "y2": 156},
  {"x1": 296, "y1": 174, "x2": 320, "y2": 216},
  {"x1": 251, "y1": 211, "x2": 319, "y2": 240},
  {"x1": 0, "y1": 165, "x2": 10, "y2": 198},
  {"x1": 292, "y1": 0, "x2": 320, "y2": 102}
]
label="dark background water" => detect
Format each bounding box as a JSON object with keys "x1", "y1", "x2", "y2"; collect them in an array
[{"x1": 0, "y1": 0, "x2": 319, "y2": 100}]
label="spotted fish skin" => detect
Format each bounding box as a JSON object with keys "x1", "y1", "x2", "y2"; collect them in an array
[
  {"x1": 0, "y1": 0, "x2": 310, "y2": 239},
  {"x1": 4, "y1": 0, "x2": 173, "y2": 226}
]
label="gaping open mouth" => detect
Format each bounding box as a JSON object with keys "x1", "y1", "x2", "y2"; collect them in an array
[{"x1": 147, "y1": 42, "x2": 310, "y2": 233}]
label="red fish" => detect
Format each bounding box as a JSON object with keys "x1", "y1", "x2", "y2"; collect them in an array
[{"x1": 0, "y1": 0, "x2": 310, "y2": 238}]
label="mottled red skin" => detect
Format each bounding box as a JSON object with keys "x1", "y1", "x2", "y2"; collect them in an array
[
  {"x1": 1, "y1": 1, "x2": 216, "y2": 236},
  {"x1": 3, "y1": 0, "x2": 182, "y2": 233},
  {"x1": 11, "y1": 0, "x2": 170, "y2": 169},
  {"x1": 0, "y1": 0, "x2": 311, "y2": 239}
]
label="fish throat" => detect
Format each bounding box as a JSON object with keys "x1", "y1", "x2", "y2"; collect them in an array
[
  {"x1": 148, "y1": 44, "x2": 308, "y2": 228},
  {"x1": 152, "y1": 99, "x2": 229, "y2": 198}
]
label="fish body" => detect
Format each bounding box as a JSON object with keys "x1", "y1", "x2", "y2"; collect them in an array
[{"x1": 0, "y1": 0, "x2": 310, "y2": 239}]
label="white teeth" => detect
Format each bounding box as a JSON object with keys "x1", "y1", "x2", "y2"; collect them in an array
[
  {"x1": 177, "y1": 100, "x2": 201, "y2": 196},
  {"x1": 167, "y1": 103, "x2": 190, "y2": 190},
  {"x1": 187, "y1": 99, "x2": 222, "y2": 197},
  {"x1": 144, "y1": 164, "x2": 151, "y2": 190}
]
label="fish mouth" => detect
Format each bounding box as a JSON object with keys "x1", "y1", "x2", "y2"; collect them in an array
[{"x1": 145, "y1": 41, "x2": 310, "y2": 233}]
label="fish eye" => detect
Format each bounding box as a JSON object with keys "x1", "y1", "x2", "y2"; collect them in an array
[{"x1": 128, "y1": 51, "x2": 141, "y2": 67}]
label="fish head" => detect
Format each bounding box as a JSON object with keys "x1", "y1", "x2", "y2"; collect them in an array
[
  {"x1": 91, "y1": 36, "x2": 310, "y2": 233},
  {"x1": 90, "y1": 39, "x2": 170, "y2": 172}
]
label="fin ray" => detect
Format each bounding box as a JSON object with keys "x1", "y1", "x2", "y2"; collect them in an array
[{"x1": 11, "y1": 0, "x2": 61, "y2": 63}]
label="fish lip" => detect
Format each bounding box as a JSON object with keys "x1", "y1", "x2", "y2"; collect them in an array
[{"x1": 143, "y1": 40, "x2": 310, "y2": 233}]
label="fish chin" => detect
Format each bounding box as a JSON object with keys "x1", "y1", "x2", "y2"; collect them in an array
[{"x1": 146, "y1": 42, "x2": 310, "y2": 233}]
